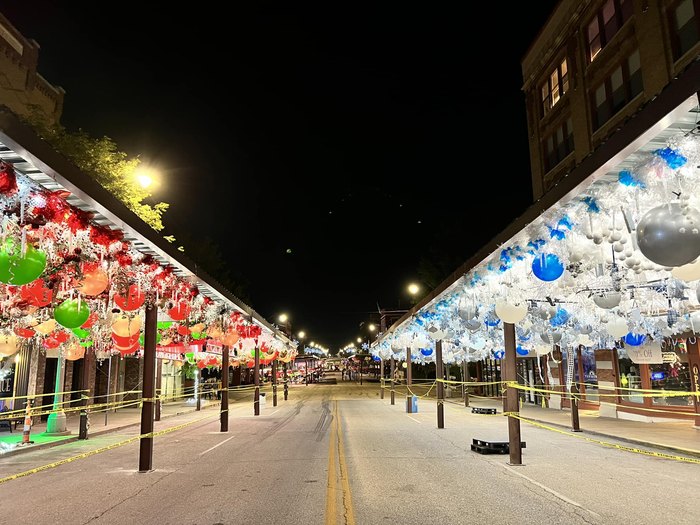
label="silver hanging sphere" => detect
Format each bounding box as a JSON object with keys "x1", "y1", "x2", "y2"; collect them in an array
[{"x1": 636, "y1": 203, "x2": 700, "y2": 267}]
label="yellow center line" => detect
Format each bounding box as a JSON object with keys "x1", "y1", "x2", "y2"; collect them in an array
[{"x1": 325, "y1": 400, "x2": 356, "y2": 525}]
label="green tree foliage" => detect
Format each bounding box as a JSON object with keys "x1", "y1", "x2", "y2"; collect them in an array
[{"x1": 27, "y1": 117, "x2": 169, "y2": 231}]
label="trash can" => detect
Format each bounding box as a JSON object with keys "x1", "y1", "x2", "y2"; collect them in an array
[
  {"x1": 407, "y1": 395, "x2": 418, "y2": 413},
  {"x1": 259, "y1": 393, "x2": 266, "y2": 406}
]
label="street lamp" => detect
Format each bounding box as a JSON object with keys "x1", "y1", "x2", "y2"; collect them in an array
[
  {"x1": 356, "y1": 337, "x2": 362, "y2": 343},
  {"x1": 298, "y1": 330, "x2": 306, "y2": 339},
  {"x1": 134, "y1": 166, "x2": 159, "y2": 189},
  {"x1": 407, "y1": 283, "x2": 420, "y2": 296},
  {"x1": 368, "y1": 323, "x2": 376, "y2": 332},
  {"x1": 278, "y1": 313, "x2": 289, "y2": 324}
]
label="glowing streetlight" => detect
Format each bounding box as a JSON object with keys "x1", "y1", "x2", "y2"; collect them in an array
[
  {"x1": 407, "y1": 283, "x2": 420, "y2": 296},
  {"x1": 356, "y1": 337, "x2": 362, "y2": 343},
  {"x1": 298, "y1": 330, "x2": 306, "y2": 339},
  {"x1": 278, "y1": 313, "x2": 288, "y2": 323},
  {"x1": 134, "y1": 166, "x2": 159, "y2": 189},
  {"x1": 368, "y1": 323, "x2": 376, "y2": 332}
]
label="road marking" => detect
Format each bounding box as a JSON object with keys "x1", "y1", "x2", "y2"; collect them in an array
[
  {"x1": 199, "y1": 435, "x2": 236, "y2": 456},
  {"x1": 325, "y1": 401, "x2": 356, "y2": 525},
  {"x1": 497, "y1": 462, "x2": 602, "y2": 520},
  {"x1": 265, "y1": 410, "x2": 279, "y2": 417},
  {"x1": 407, "y1": 415, "x2": 421, "y2": 424}
]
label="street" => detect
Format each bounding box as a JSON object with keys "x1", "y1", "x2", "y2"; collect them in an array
[{"x1": 1, "y1": 377, "x2": 698, "y2": 525}]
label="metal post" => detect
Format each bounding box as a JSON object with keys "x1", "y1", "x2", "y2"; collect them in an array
[
  {"x1": 379, "y1": 357, "x2": 384, "y2": 399},
  {"x1": 45, "y1": 352, "x2": 67, "y2": 434},
  {"x1": 104, "y1": 356, "x2": 112, "y2": 426},
  {"x1": 390, "y1": 357, "x2": 395, "y2": 405},
  {"x1": 360, "y1": 357, "x2": 363, "y2": 386},
  {"x1": 272, "y1": 359, "x2": 278, "y2": 407},
  {"x1": 570, "y1": 382, "x2": 581, "y2": 432},
  {"x1": 154, "y1": 358, "x2": 162, "y2": 422},
  {"x1": 406, "y1": 347, "x2": 413, "y2": 413},
  {"x1": 221, "y1": 345, "x2": 229, "y2": 432},
  {"x1": 504, "y1": 322, "x2": 522, "y2": 465},
  {"x1": 139, "y1": 304, "x2": 157, "y2": 473},
  {"x1": 463, "y1": 361, "x2": 470, "y2": 407},
  {"x1": 436, "y1": 340, "x2": 444, "y2": 429},
  {"x1": 283, "y1": 361, "x2": 288, "y2": 400},
  {"x1": 254, "y1": 345, "x2": 260, "y2": 416},
  {"x1": 196, "y1": 366, "x2": 201, "y2": 411},
  {"x1": 79, "y1": 349, "x2": 93, "y2": 439}
]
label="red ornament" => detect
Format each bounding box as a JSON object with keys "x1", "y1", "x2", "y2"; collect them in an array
[
  {"x1": 53, "y1": 330, "x2": 71, "y2": 344},
  {"x1": 114, "y1": 284, "x2": 145, "y2": 311},
  {"x1": 168, "y1": 302, "x2": 190, "y2": 321},
  {"x1": 89, "y1": 225, "x2": 123, "y2": 248},
  {"x1": 115, "y1": 341, "x2": 139, "y2": 357},
  {"x1": 81, "y1": 311, "x2": 99, "y2": 329},
  {"x1": 197, "y1": 360, "x2": 207, "y2": 369},
  {"x1": 176, "y1": 324, "x2": 190, "y2": 336},
  {"x1": 20, "y1": 279, "x2": 53, "y2": 307},
  {"x1": 44, "y1": 337, "x2": 60, "y2": 349},
  {"x1": 15, "y1": 327, "x2": 35, "y2": 338},
  {"x1": 0, "y1": 162, "x2": 18, "y2": 196},
  {"x1": 112, "y1": 332, "x2": 140, "y2": 347}
]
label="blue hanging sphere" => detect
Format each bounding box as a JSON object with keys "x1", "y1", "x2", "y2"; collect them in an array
[
  {"x1": 532, "y1": 253, "x2": 565, "y2": 282},
  {"x1": 493, "y1": 349, "x2": 505, "y2": 360},
  {"x1": 373, "y1": 355, "x2": 381, "y2": 361},
  {"x1": 516, "y1": 346, "x2": 529, "y2": 356},
  {"x1": 420, "y1": 348, "x2": 433, "y2": 356},
  {"x1": 624, "y1": 332, "x2": 646, "y2": 346}
]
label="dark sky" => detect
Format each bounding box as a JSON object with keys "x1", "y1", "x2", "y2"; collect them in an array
[{"x1": 3, "y1": 2, "x2": 558, "y2": 350}]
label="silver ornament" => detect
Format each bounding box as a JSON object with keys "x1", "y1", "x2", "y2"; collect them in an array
[
  {"x1": 636, "y1": 203, "x2": 700, "y2": 267},
  {"x1": 593, "y1": 291, "x2": 621, "y2": 309}
]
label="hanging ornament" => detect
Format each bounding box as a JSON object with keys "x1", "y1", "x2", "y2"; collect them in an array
[
  {"x1": 671, "y1": 259, "x2": 700, "y2": 281},
  {"x1": 495, "y1": 301, "x2": 528, "y2": 324},
  {"x1": 176, "y1": 324, "x2": 191, "y2": 336},
  {"x1": 64, "y1": 342, "x2": 86, "y2": 361},
  {"x1": 112, "y1": 332, "x2": 140, "y2": 347},
  {"x1": 35, "y1": 319, "x2": 57, "y2": 335},
  {"x1": 14, "y1": 327, "x2": 35, "y2": 338},
  {"x1": 114, "y1": 284, "x2": 145, "y2": 311},
  {"x1": 20, "y1": 279, "x2": 53, "y2": 307},
  {"x1": 111, "y1": 314, "x2": 141, "y2": 337},
  {"x1": 0, "y1": 239, "x2": 47, "y2": 285},
  {"x1": 623, "y1": 333, "x2": 646, "y2": 346},
  {"x1": 81, "y1": 311, "x2": 99, "y2": 329},
  {"x1": 0, "y1": 333, "x2": 18, "y2": 357},
  {"x1": 592, "y1": 291, "x2": 621, "y2": 309},
  {"x1": 77, "y1": 268, "x2": 109, "y2": 296},
  {"x1": 636, "y1": 203, "x2": 700, "y2": 267},
  {"x1": 54, "y1": 298, "x2": 91, "y2": 329},
  {"x1": 531, "y1": 253, "x2": 565, "y2": 281},
  {"x1": 168, "y1": 301, "x2": 190, "y2": 321},
  {"x1": 0, "y1": 161, "x2": 19, "y2": 196}
]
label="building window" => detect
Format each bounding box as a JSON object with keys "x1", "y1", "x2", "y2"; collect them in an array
[
  {"x1": 592, "y1": 49, "x2": 642, "y2": 129},
  {"x1": 541, "y1": 58, "x2": 569, "y2": 116},
  {"x1": 587, "y1": 0, "x2": 634, "y2": 61},
  {"x1": 618, "y1": 356, "x2": 644, "y2": 403},
  {"x1": 543, "y1": 117, "x2": 574, "y2": 172},
  {"x1": 671, "y1": 0, "x2": 700, "y2": 60}
]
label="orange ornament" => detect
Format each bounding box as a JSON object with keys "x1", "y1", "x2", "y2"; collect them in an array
[{"x1": 78, "y1": 268, "x2": 109, "y2": 296}]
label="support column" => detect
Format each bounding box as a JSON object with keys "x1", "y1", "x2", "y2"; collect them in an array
[
  {"x1": 45, "y1": 353, "x2": 67, "y2": 434},
  {"x1": 254, "y1": 345, "x2": 260, "y2": 416},
  {"x1": 406, "y1": 347, "x2": 413, "y2": 413},
  {"x1": 379, "y1": 358, "x2": 384, "y2": 399},
  {"x1": 272, "y1": 359, "x2": 278, "y2": 407},
  {"x1": 154, "y1": 359, "x2": 162, "y2": 422},
  {"x1": 283, "y1": 361, "x2": 288, "y2": 400},
  {"x1": 503, "y1": 322, "x2": 522, "y2": 465},
  {"x1": 139, "y1": 304, "x2": 157, "y2": 473},
  {"x1": 221, "y1": 345, "x2": 229, "y2": 432},
  {"x1": 463, "y1": 361, "x2": 470, "y2": 407},
  {"x1": 79, "y1": 349, "x2": 94, "y2": 440},
  {"x1": 436, "y1": 340, "x2": 444, "y2": 429},
  {"x1": 686, "y1": 339, "x2": 700, "y2": 428},
  {"x1": 196, "y1": 366, "x2": 201, "y2": 411},
  {"x1": 570, "y1": 382, "x2": 581, "y2": 431},
  {"x1": 390, "y1": 357, "x2": 395, "y2": 405}
]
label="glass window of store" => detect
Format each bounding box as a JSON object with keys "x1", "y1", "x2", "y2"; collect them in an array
[
  {"x1": 618, "y1": 355, "x2": 644, "y2": 403},
  {"x1": 579, "y1": 347, "x2": 599, "y2": 402},
  {"x1": 650, "y1": 342, "x2": 693, "y2": 406}
]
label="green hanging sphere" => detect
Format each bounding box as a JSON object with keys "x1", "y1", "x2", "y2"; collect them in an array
[
  {"x1": 72, "y1": 327, "x2": 91, "y2": 339},
  {"x1": 80, "y1": 340, "x2": 94, "y2": 348},
  {"x1": 54, "y1": 298, "x2": 91, "y2": 329},
  {"x1": 157, "y1": 321, "x2": 173, "y2": 330},
  {"x1": 191, "y1": 332, "x2": 204, "y2": 340},
  {"x1": 0, "y1": 238, "x2": 47, "y2": 285}
]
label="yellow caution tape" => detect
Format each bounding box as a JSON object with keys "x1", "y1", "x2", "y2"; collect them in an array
[{"x1": 505, "y1": 412, "x2": 700, "y2": 464}]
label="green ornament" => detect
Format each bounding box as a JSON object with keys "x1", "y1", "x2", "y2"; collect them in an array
[
  {"x1": 157, "y1": 321, "x2": 173, "y2": 330},
  {"x1": 72, "y1": 327, "x2": 90, "y2": 339},
  {"x1": 191, "y1": 332, "x2": 204, "y2": 340},
  {"x1": 185, "y1": 352, "x2": 195, "y2": 364},
  {"x1": 0, "y1": 238, "x2": 47, "y2": 285},
  {"x1": 54, "y1": 298, "x2": 90, "y2": 329},
  {"x1": 80, "y1": 340, "x2": 94, "y2": 348}
]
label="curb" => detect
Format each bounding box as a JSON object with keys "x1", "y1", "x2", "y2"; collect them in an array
[{"x1": 523, "y1": 416, "x2": 700, "y2": 459}]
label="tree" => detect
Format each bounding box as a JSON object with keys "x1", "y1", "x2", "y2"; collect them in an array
[{"x1": 25, "y1": 114, "x2": 169, "y2": 231}]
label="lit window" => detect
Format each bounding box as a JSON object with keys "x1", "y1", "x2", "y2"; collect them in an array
[
  {"x1": 587, "y1": 0, "x2": 634, "y2": 62},
  {"x1": 541, "y1": 59, "x2": 569, "y2": 116}
]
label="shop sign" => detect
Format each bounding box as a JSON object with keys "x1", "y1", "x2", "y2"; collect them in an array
[
  {"x1": 627, "y1": 344, "x2": 663, "y2": 364},
  {"x1": 662, "y1": 352, "x2": 678, "y2": 364},
  {"x1": 0, "y1": 361, "x2": 14, "y2": 398},
  {"x1": 156, "y1": 346, "x2": 184, "y2": 360}
]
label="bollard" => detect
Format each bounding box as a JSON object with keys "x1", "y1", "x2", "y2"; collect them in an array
[
  {"x1": 19, "y1": 398, "x2": 34, "y2": 446},
  {"x1": 570, "y1": 383, "x2": 581, "y2": 432}
]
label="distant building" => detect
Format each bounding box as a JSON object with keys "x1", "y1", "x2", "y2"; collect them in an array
[
  {"x1": 522, "y1": 0, "x2": 699, "y2": 199},
  {"x1": 0, "y1": 11, "x2": 64, "y2": 125}
]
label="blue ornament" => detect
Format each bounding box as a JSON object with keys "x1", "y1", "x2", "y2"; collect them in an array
[
  {"x1": 618, "y1": 170, "x2": 645, "y2": 188},
  {"x1": 493, "y1": 350, "x2": 505, "y2": 360},
  {"x1": 582, "y1": 196, "x2": 600, "y2": 213},
  {"x1": 548, "y1": 227, "x2": 566, "y2": 240},
  {"x1": 516, "y1": 346, "x2": 529, "y2": 356},
  {"x1": 532, "y1": 253, "x2": 565, "y2": 282},
  {"x1": 549, "y1": 308, "x2": 570, "y2": 327},
  {"x1": 373, "y1": 355, "x2": 381, "y2": 361},
  {"x1": 624, "y1": 333, "x2": 646, "y2": 346},
  {"x1": 420, "y1": 348, "x2": 433, "y2": 356},
  {"x1": 484, "y1": 314, "x2": 501, "y2": 327},
  {"x1": 654, "y1": 147, "x2": 687, "y2": 169}
]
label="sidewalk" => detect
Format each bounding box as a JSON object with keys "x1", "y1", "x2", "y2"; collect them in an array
[
  {"x1": 462, "y1": 396, "x2": 700, "y2": 458},
  {"x1": 0, "y1": 397, "x2": 221, "y2": 458}
]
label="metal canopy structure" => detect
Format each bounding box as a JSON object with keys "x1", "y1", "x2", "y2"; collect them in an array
[
  {"x1": 0, "y1": 107, "x2": 292, "y2": 347},
  {"x1": 381, "y1": 58, "x2": 700, "y2": 341}
]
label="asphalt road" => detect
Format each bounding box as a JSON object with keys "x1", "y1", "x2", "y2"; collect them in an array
[{"x1": 1, "y1": 377, "x2": 698, "y2": 525}]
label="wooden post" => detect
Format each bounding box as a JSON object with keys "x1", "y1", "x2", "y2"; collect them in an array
[
  {"x1": 406, "y1": 347, "x2": 413, "y2": 413},
  {"x1": 463, "y1": 361, "x2": 470, "y2": 407},
  {"x1": 503, "y1": 322, "x2": 522, "y2": 465},
  {"x1": 570, "y1": 382, "x2": 581, "y2": 432},
  {"x1": 221, "y1": 345, "x2": 229, "y2": 432},
  {"x1": 154, "y1": 359, "x2": 162, "y2": 422},
  {"x1": 196, "y1": 366, "x2": 201, "y2": 411},
  {"x1": 436, "y1": 340, "x2": 444, "y2": 429},
  {"x1": 78, "y1": 349, "x2": 93, "y2": 440},
  {"x1": 283, "y1": 361, "x2": 289, "y2": 401},
  {"x1": 380, "y1": 357, "x2": 384, "y2": 399},
  {"x1": 254, "y1": 345, "x2": 260, "y2": 416},
  {"x1": 139, "y1": 304, "x2": 157, "y2": 473},
  {"x1": 390, "y1": 357, "x2": 395, "y2": 405},
  {"x1": 272, "y1": 359, "x2": 278, "y2": 407}
]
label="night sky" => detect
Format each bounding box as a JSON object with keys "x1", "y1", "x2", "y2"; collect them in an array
[{"x1": 4, "y1": 2, "x2": 558, "y2": 350}]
